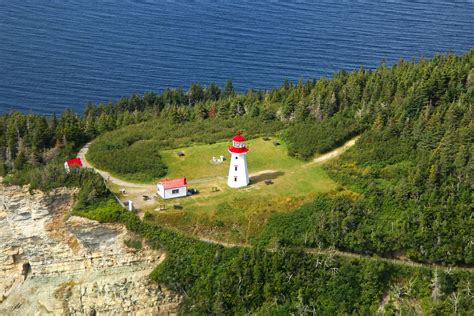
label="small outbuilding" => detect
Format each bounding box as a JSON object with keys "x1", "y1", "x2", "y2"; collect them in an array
[
  {"x1": 64, "y1": 158, "x2": 83, "y2": 173},
  {"x1": 156, "y1": 177, "x2": 187, "y2": 200}
]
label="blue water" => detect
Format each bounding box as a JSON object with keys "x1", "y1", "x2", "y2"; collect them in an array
[{"x1": 0, "y1": 1, "x2": 473, "y2": 115}]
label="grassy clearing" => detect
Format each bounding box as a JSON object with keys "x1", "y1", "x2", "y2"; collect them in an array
[
  {"x1": 146, "y1": 138, "x2": 338, "y2": 243},
  {"x1": 160, "y1": 137, "x2": 301, "y2": 179},
  {"x1": 86, "y1": 118, "x2": 284, "y2": 183}
]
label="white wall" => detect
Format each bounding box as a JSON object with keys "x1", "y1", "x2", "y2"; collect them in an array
[
  {"x1": 156, "y1": 184, "x2": 187, "y2": 199},
  {"x1": 227, "y1": 152, "x2": 249, "y2": 188}
]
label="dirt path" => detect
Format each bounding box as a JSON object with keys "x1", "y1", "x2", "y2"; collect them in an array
[
  {"x1": 77, "y1": 144, "x2": 155, "y2": 190},
  {"x1": 78, "y1": 134, "x2": 359, "y2": 189},
  {"x1": 305, "y1": 136, "x2": 360, "y2": 166},
  {"x1": 78, "y1": 144, "x2": 270, "y2": 188},
  {"x1": 78, "y1": 137, "x2": 473, "y2": 272},
  {"x1": 198, "y1": 236, "x2": 474, "y2": 272},
  {"x1": 249, "y1": 169, "x2": 279, "y2": 177}
]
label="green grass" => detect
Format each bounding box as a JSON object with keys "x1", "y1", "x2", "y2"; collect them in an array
[
  {"x1": 160, "y1": 138, "x2": 302, "y2": 179},
  {"x1": 147, "y1": 137, "x2": 338, "y2": 243},
  {"x1": 72, "y1": 197, "x2": 125, "y2": 223},
  {"x1": 86, "y1": 117, "x2": 284, "y2": 183},
  {"x1": 92, "y1": 136, "x2": 339, "y2": 243}
]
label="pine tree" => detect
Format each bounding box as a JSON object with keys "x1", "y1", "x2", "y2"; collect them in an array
[
  {"x1": 14, "y1": 148, "x2": 27, "y2": 170},
  {"x1": 328, "y1": 92, "x2": 338, "y2": 116},
  {"x1": 143, "y1": 91, "x2": 157, "y2": 108},
  {"x1": 5, "y1": 120, "x2": 18, "y2": 161},
  {"x1": 188, "y1": 82, "x2": 204, "y2": 106},
  {"x1": 205, "y1": 82, "x2": 221, "y2": 101},
  {"x1": 224, "y1": 80, "x2": 235, "y2": 97},
  {"x1": 0, "y1": 159, "x2": 6, "y2": 176}
]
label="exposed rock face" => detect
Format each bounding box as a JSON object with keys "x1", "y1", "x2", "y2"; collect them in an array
[{"x1": 0, "y1": 182, "x2": 181, "y2": 315}]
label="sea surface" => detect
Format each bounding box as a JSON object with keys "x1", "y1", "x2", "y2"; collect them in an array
[{"x1": 0, "y1": 0, "x2": 473, "y2": 115}]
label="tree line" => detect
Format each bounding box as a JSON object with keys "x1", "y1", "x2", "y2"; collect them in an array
[
  {"x1": 69, "y1": 194, "x2": 474, "y2": 315},
  {"x1": 258, "y1": 50, "x2": 474, "y2": 265},
  {"x1": 0, "y1": 49, "x2": 472, "y2": 314},
  {"x1": 1, "y1": 49, "x2": 472, "y2": 265}
]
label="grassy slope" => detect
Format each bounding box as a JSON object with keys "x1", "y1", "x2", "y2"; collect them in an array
[
  {"x1": 161, "y1": 138, "x2": 304, "y2": 178},
  {"x1": 86, "y1": 118, "x2": 284, "y2": 183},
  {"x1": 148, "y1": 138, "x2": 337, "y2": 243}
]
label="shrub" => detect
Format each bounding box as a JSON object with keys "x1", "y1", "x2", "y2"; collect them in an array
[{"x1": 124, "y1": 239, "x2": 142, "y2": 249}]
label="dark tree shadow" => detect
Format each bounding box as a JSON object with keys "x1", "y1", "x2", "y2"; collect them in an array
[{"x1": 250, "y1": 171, "x2": 285, "y2": 185}]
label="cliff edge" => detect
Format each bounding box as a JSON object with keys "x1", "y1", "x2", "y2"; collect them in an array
[{"x1": 0, "y1": 181, "x2": 180, "y2": 315}]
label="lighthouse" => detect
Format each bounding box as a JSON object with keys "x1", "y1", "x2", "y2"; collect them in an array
[{"x1": 227, "y1": 131, "x2": 249, "y2": 188}]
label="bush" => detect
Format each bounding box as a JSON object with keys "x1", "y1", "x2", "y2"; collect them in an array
[
  {"x1": 124, "y1": 239, "x2": 142, "y2": 249},
  {"x1": 3, "y1": 163, "x2": 102, "y2": 192},
  {"x1": 72, "y1": 198, "x2": 125, "y2": 223},
  {"x1": 284, "y1": 114, "x2": 363, "y2": 160}
]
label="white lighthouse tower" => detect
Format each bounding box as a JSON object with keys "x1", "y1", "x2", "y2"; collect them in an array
[{"x1": 227, "y1": 131, "x2": 249, "y2": 188}]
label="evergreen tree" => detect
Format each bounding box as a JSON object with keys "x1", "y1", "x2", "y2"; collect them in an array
[
  {"x1": 224, "y1": 80, "x2": 235, "y2": 97},
  {"x1": 13, "y1": 148, "x2": 27, "y2": 170},
  {"x1": 205, "y1": 82, "x2": 221, "y2": 101},
  {"x1": 188, "y1": 82, "x2": 204, "y2": 106}
]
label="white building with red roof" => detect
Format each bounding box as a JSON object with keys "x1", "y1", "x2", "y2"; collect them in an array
[
  {"x1": 156, "y1": 177, "x2": 187, "y2": 199},
  {"x1": 64, "y1": 158, "x2": 83, "y2": 173},
  {"x1": 228, "y1": 131, "x2": 249, "y2": 188}
]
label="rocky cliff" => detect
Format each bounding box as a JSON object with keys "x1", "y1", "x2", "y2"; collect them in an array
[{"x1": 0, "y1": 181, "x2": 181, "y2": 315}]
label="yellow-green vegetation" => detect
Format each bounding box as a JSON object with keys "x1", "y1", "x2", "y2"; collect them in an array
[
  {"x1": 161, "y1": 138, "x2": 302, "y2": 179},
  {"x1": 146, "y1": 138, "x2": 337, "y2": 243},
  {"x1": 3, "y1": 51, "x2": 473, "y2": 315},
  {"x1": 86, "y1": 117, "x2": 284, "y2": 183}
]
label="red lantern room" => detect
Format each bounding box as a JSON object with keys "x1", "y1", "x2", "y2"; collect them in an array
[
  {"x1": 227, "y1": 131, "x2": 250, "y2": 188},
  {"x1": 229, "y1": 131, "x2": 249, "y2": 154}
]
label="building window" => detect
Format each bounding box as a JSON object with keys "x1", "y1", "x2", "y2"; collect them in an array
[
  {"x1": 234, "y1": 176, "x2": 237, "y2": 182},
  {"x1": 234, "y1": 165, "x2": 238, "y2": 171},
  {"x1": 171, "y1": 189, "x2": 179, "y2": 194},
  {"x1": 235, "y1": 156, "x2": 238, "y2": 160}
]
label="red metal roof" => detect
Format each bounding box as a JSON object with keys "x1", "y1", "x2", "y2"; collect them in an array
[
  {"x1": 65, "y1": 158, "x2": 83, "y2": 167},
  {"x1": 232, "y1": 131, "x2": 247, "y2": 142},
  {"x1": 228, "y1": 146, "x2": 249, "y2": 154},
  {"x1": 158, "y1": 177, "x2": 187, "y2": 189}
]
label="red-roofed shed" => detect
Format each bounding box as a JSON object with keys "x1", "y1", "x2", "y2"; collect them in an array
[
  {"x1": 64, "y1": 158, "x2": 83, "y2": 172},
  {"x1": 156, "y1": 177, "x2": 187, "y2": 199}
]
